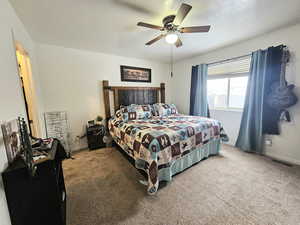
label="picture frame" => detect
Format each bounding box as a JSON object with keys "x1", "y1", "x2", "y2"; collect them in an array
[
  {"x1": 1, "y1": 119, "x2": 22, "y2": 164},
  {"x1": 120, "y1": 65, "x2": 151, "y2": 83}
]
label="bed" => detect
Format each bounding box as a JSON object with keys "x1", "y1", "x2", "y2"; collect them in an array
[{"x1": 103, "y1": 80, "x2": 227, "y2": 194}]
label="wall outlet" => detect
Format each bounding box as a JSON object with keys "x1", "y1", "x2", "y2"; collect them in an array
[{"x1": 265, "y1": 139, "x2": 272, "y2": 146}]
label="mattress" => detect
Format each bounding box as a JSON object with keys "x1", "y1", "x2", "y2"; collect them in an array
[{"x1": 109, "y1": 114, "x2": 227, "y2": 194}]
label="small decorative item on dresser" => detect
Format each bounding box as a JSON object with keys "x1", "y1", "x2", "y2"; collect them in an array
[
  {"x1": 86, "y1": 124, "x2": 106, "y2": 150},
  {"x1": 1, "y1": 118, "x2": 22, "y2": 164}
]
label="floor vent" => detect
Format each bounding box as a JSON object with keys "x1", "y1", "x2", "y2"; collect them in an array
[{"x1": 272, "y1": 159, "x2": 293, "y2": 167}]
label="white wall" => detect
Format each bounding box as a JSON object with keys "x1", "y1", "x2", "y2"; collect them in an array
[
  {"x1": 172, "y1": 23, "x2": 300, "y2": 164},
  {"x1": 0, "y1": 0, "x2": 41, "y2": 224},
  {"x1": 36, "y1": 44, "x2": 171, "y2": 151}
]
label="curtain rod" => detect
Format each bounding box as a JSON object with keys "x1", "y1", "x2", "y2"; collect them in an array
[
  {"x1": 207, "y1": 53, "x2": 252, "y2": 67},
  {"x1": 205, "y1": 44, "x2": 286, "y2": 67}
]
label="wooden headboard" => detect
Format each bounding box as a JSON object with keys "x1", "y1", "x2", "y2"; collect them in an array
[{"x1": 102, "y1": 80, "x2": 165, "y2": 119}]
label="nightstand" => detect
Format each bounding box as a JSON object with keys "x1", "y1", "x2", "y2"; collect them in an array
[{"x1": 86, "y1": 124, "x2": 106, "y2": 150}]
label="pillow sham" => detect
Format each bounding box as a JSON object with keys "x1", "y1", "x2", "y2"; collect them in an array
[
  {"x1": 119, "y1": 104, "x2": 152, "y2": 121},
  {"x1": 153, "y1": 103, "x2": 178, "y2": 116},
  {"x1": 114, "y1": 109, "x2": 123, "y2": 119},
  {"x1": 149, "y1": 104, "x2": 158, "y2": 116}
]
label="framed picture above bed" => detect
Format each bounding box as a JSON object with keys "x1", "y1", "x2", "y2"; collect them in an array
[{"x1": 120, "y1": 65, "x2": 151, "y2": 83}]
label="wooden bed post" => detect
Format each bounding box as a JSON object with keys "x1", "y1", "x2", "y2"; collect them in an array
[
  {"x1": 160, "y1": 83, "x2": 165, "y2": 103},
  {"x1": 113, "y1": 89, "x2": 119, "y2": 111},
  {"x1": 103, "y1": 80, "x2": 111, "y2": 120}
]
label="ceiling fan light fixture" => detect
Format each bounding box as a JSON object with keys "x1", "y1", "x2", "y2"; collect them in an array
[
  {"x1": 165, "y1": 33, "x2": 178, "y2": 44},
  {"x1": 138, "y1": 3, "x2": 210, "y2": 47}
]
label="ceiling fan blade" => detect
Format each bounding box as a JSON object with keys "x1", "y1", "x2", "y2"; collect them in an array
[
  {"x1": 145, "y1": 34, "x2": 165, "y2": 45},
  {"x1": 180, "y1": 25, "x2": 211, "y2": 33},
  {"x1": 137, "y1": 22, "x2": 164, "y2": 31},
  {"x1": 173, "y1": 3, "x2": 192, "y2": 25},
  {"x1": 175, "y1": 38, "x2": 183, "y2": 48}
]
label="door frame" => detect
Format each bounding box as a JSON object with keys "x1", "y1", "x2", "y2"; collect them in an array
[{"x1": 14, "y1": 41, "x2": 41, "y2": 137}]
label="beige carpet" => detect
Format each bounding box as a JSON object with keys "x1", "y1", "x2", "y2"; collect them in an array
[{"x1": 63, "y1": 145, "x2": 300, "y2": 225}]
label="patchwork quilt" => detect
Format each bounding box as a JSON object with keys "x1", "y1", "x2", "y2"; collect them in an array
[{"x1": 109, "y1": 114, "x2": 228, "y2": 194}]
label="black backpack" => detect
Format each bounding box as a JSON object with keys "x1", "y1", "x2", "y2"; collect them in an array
[{"x1": 266, "y1": 50, "x2": 298, "y2": 111}]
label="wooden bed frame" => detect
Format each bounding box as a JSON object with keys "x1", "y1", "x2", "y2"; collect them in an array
[
  {"x1": 102, "y1": 80, "x2": 165, "y2": 119},
  {"x1": 102, "y1": 80, "x2": 221, "y2": 194}
]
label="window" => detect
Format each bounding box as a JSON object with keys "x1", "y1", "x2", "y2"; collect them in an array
[
  {"x1": 207, "y1": 78, "x2": 228, "y2": 109},
  {"x1": 207, "y1": 57, "x2": 250, "y2": 111},
  {"x1": 229, "y1": 76, "x2": 248, "y2": 108}
]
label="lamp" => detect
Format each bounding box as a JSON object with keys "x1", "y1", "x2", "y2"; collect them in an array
[{"x1": 165, "y1": 33, "x2": 178, "y2": 44}]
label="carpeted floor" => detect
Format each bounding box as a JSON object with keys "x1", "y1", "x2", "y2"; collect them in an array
[{"x1": 63, "y1": 145, "x2": 300, "y2": 225}]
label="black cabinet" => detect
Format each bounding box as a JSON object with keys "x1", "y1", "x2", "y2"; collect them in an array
[
  {"x1": 86, "y1": 124, "x2": 105, "y2": 150},
  {"x1": 1, "y1": 140, "x2": 67, "y2": 225}
]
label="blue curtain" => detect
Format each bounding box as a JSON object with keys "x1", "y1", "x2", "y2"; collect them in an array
[
  {"x1": 235, "y1": 50, "x2": 268, "y2": 153},
  {"x1": 189, "y1": 64, "x2": 208, "y2": 117}
]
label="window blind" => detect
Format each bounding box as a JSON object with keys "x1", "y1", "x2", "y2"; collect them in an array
[{"x1": 208, "y1": 56, "x2": 251, "y2": 76}]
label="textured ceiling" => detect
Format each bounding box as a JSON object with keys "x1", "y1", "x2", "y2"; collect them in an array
[{"x1": 9, "y1": 0, "x2": 300, "y2": 62}]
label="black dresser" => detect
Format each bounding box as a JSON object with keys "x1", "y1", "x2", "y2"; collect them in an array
[
  {"x1": 1, "y1": 140, "x2": 67, "y2": 225},
  {"x1": 86, "y1": 124, "x2": 106, "y2": 150}
]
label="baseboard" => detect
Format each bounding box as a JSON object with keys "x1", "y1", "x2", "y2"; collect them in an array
[
  {"x1": 264, "y1": 152, "x2": 300, "y2": 166},
  {"x1": 71, "y1": 145, "x2": 88, "y2": 153},
  {"x1": 223, "y1": 143, "x2": 300, "y2": 166}
]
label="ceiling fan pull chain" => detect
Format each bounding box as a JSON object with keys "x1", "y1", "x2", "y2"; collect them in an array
[{"x1": 171, "y1": 45, "x2": 174, "y2": 78}]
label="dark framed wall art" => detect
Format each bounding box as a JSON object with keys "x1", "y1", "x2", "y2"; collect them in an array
[{"x1": 120, "y1": 65, "x2": 151, "y2": 83}]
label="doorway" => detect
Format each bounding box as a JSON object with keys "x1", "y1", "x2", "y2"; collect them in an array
[{"x1": 15, "y1": 42, "x2": 40, "y2": 137}]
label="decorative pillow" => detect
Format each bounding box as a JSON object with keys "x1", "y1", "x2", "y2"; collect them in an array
[
  {"x1": 149, "y1": 104, "x2": 158, "y2": 116},
  {"x1": 119, "y1": 104, "x2": 152, "y2": 121},
  {"x1": 114, "y1": 109, "x2": 123, "y2": 119},
  {"x1": 153, "y1": 103, "x2": 178, "y2": 116}
]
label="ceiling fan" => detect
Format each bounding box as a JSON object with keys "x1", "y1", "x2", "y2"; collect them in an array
[{"x1": 137, "y1": 3, "x2": 211, "y2": 47}]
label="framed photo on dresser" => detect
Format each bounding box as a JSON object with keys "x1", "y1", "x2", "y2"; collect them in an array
[
  {"x1": 1, "y1": 119, "x2": 22, "y2": 164},
  {"x1": 120, "y1": 65, "x2": 151, "y2": 83}
]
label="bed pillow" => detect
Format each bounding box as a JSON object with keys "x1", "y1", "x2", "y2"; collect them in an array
[
  {"x1": 149, "y1": 104, "x2": 158, "y2": 116},
  {"x1": 114, "y1": 109, "x2": 123, "y2": 120},
  {"x1": 120, "y1": 104, "x2": 152, "y2": 121},
  {"x1": 153, "y1": 103, "x2": 178, "y2": 116}
]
